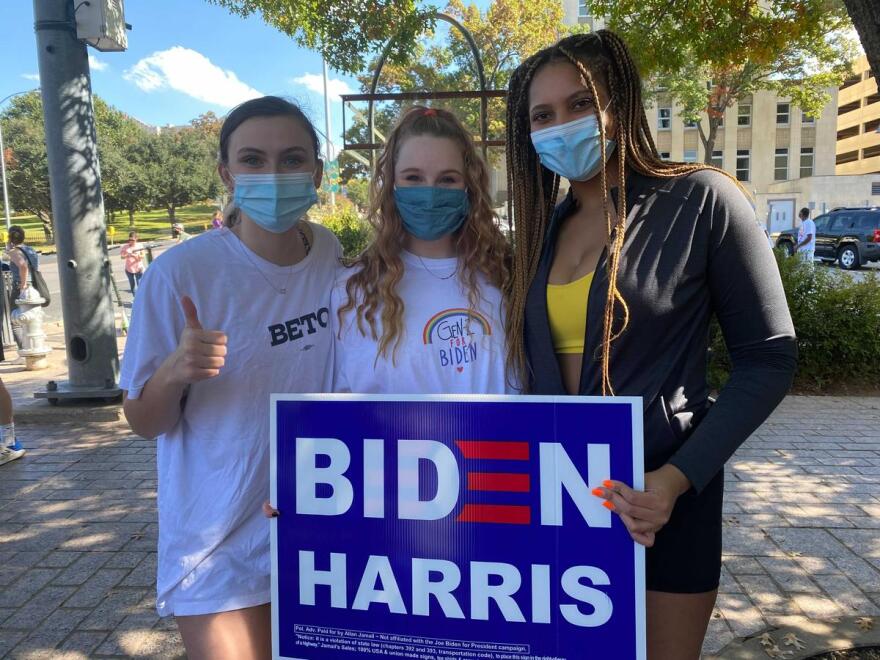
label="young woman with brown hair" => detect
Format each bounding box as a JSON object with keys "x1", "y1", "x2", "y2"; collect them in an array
[
  {"x1": 121, "y1": 96, "x2": 341, "y2": 660},
  {"x1": 504, "y1": 31, "x2": 796, "y2": 657},
  {"x1": 332, "y1": 105, "x2": 512, "y2": 394}
]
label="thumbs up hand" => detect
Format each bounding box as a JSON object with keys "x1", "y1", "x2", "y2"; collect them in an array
[{"x1": 169, "y1": 296, "x2": 228, "y2": 385}]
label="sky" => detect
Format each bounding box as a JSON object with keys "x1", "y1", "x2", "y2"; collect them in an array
[{"x1": 0, "y1": 0, "x2": 413, "y2": 158}]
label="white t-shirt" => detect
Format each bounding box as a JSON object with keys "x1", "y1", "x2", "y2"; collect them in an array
[
  {"x1": 331, "y1": 251, "x2": 513, "y2": 394},
  {"x1": 119, "y1": 224, "x2": 341, "y2": 617},
  {"x1": 798, "y1": 218, "x2": 816, "y2": 252}
]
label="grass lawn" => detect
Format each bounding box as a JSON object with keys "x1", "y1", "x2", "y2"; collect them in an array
[{"x1": 6, "y1": 203, "x2": 218, "y2": 248}]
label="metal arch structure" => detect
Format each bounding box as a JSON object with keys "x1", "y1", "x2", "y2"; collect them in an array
[{"x1": 340, "y1": 11, "x2": 507, "y2": 165}]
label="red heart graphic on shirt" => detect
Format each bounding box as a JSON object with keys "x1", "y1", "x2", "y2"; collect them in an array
[{"x1": 456, "y1": 367, "x2": 464, "y2": 373}]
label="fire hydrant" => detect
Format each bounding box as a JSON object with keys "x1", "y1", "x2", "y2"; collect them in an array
[{"x1": 14, "y1": 289, "x2": 51, "y2": 370}]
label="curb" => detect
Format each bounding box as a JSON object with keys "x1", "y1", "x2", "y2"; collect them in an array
[
  {"x1": 14, "y1": 401, "x2": 123, "y2": 424},
  {"x1": 709, "y1": 616, "x2": 880, "y2": 659}
]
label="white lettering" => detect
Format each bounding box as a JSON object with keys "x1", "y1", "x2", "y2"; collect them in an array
[
  {"x1": 397, "y1": 440, "x2": 460, "y2": 520},
  {"x1": 296, "y1": 438, "x2": 354, "y2": 516},
  {"x1": 470, "y1": 561, "x2": 526, "y2": 623},
  {"x1": 298, "y1": 550, "x2": 347, "y2": 608},
  {"x1": 560, "y1": 566, "x2": 613, "y2": 627},
  {"x1": 540, "y1": 443, "x2": 611, "y2": 527},
  {"x1": 412, "y1": 558, "x2": 465, "y2": 618},
  {"x1": 352, "y1": 555, "x2": 407, "y2": 614}
]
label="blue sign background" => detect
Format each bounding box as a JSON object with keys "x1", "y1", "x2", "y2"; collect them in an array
[{"x1": 271, "y1": 395, "x2": 645, "y2": 660}]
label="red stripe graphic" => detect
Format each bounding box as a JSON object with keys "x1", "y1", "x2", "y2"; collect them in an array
[
  {"x1": 455, "y1": 441, "x2": 529, "y2": 460},
  {"x1": 457, "y1": 504, "x2": 531, "y2": 525},
  {"x1": 467, "y1": 472, "x2": 530, "y2": 493}
]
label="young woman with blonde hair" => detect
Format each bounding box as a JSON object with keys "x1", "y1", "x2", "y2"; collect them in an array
[
  {"x1": 504, "y1": 30, "x2": 796, "y2": 658},
  {"x1": 332, "y1": 105, "x2": 512, "y2": 394}
]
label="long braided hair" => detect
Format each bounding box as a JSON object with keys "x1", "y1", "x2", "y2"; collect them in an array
[
  {"x1": 338, "y1": 106, "x2": 510, "y2": 361},
  {"x1": 505, "y1": 29, "x2": 741, "y2": 394}
]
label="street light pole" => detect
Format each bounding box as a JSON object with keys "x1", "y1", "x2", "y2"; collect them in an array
[
  {"x1": 32, "y1": 0, "x2": 120, "y2": 401},
  {"x1": 322, "y1": 59, "x2": 335, "y2": 208}
]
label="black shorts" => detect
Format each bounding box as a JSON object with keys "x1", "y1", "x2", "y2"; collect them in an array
[{"x1": 645, "y1": 469, "x2": 724, "y2": 593}]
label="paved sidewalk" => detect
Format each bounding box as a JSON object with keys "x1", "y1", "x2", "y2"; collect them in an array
[{"x1": 0, "y1": 396, "x2": 878, "y2": 659}]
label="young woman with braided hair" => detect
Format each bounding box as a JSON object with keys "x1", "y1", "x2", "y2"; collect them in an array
[{"x1": 505, "y1": 30, "x2": 796, "y2": 657}]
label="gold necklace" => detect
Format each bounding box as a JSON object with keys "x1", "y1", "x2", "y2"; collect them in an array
[{"x1": 232, "y1": 227, "x2": 310, "y2": 295}]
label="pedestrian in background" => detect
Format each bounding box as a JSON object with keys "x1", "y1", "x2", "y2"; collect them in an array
[
  {"x1": 120, "y1": 231, "x2": 146, "y2": 295},
  {"x1": 0, "y1": 377, "x2": 22, "y2": 466},
  {"x1": 796, "y1": 207, "x2": 816, "y2": 266}
]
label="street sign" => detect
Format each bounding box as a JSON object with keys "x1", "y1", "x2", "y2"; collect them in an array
[{"x1": 271, "y1": 394, "x2": 646, "y2": 660}]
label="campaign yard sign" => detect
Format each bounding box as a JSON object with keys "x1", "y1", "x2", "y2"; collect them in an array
[{"x1": 270, "y1": 395, "x2": 645, "y2": 660}]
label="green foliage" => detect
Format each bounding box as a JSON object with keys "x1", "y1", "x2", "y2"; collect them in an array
[
  {"x1": 144, "y1": 128, "x2": 222, "y2": 222},
  {"x1": 206, "y1": 0, "x2": 431, "y2": 74},
  {"x1": 312, "y1": 199, "x2": 372, "y2": 256},
  {"x1": 343, "y1": 178, "x2": 370, "y2": 211},
  {"x1": 589, "y1": 0, "x2": 859, "y2": 163},
  {"x1": 1, "y1": 92, "x2": 221, "y2": 233},
  {"x1": 709, "y1": 252, "x2": 880, "y2": 392},
  {"x1": 342, "y1": 0, "x2": 573, "y2": 173}
]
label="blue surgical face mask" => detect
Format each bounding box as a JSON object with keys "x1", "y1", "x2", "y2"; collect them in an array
[
  {"x1": 394, "y1": 186, "x2": 470, "y2": 241},
  {"x1": 233, "y1": 172, "x2": 318, "y2": 233},
  {"x1": 530, "y1": 113, "x2": 616, "y2": 182}
]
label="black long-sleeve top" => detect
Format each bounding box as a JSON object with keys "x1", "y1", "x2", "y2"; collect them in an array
[{"x1": 524, "y1": 169, "x2": 797, "y2": 493}]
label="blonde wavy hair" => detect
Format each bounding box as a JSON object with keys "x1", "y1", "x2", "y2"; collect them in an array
[{"x1": 338, "y1": 106, "x2": 511, "y2": 360}]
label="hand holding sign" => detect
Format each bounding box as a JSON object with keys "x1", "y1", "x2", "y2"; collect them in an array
[
  {"x1": 169, "y1": 297, "x2": 228, "y2": 385},
  {"x1": 593, "y1": 464, "x2": 691, "y2": 547}
]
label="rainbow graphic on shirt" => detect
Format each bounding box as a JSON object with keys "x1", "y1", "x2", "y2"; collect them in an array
[
  {"x1": 422, "y1": 308, "x2": 492, "y2": 373},
  {"x1": 422, "y1": 308, "x2": 492, "y2": 344}
]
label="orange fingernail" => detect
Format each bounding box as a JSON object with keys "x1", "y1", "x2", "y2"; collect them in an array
[
  {"x1": 603, "y1": 500, "x2": 615, "y2": 510},
  {"x1": 603, "y1": 480, "x2": 614, "y2": 488},
  {"x1": 592, "y1": 487, "x2": 605, "y2": 497}
]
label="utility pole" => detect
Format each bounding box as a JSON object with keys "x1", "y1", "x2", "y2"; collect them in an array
[
  {"x1": 32, "y1": 0, "x2": 120, "y2": 403},
  {"x1": 322, "y1": 59, "x2": 335, "y2": 208}
]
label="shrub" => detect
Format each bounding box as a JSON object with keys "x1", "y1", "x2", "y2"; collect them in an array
[
  {"x1": 709, "y1": 251, "x2": 880, "y2": 392},
  {"x1": 312, "y1": 199, "x2": 372, "y2": 257}
]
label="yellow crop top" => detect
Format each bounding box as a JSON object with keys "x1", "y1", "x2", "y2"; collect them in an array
[{"x1": 547, "y1": 272, "x2": 593, "y2": 354}]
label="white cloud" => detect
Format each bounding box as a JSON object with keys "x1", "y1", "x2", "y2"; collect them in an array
[
  {"x1": 292, "y1": 73, "x2": 355, "y2": 102},
  {"x1": 89, "y1": 55, "x2": 108, "y2": 71},
  {"x1": 124, "y1": 46, "x2": 262, "y2": 107},
  {"x1": 21, "y1": 73, "x2": 40, "y2": 82}
]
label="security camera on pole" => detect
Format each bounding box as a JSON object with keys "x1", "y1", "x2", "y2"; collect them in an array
[{"x1": 31, "y1": 0, "x2": 128, "y2": 404}]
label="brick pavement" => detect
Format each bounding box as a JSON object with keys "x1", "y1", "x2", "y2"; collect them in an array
[{"x1": 0, "y1": 396, "x2": 878, "y2": 659}]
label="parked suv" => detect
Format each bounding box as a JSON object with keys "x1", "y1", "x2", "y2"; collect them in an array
[{"x1": 776, "y1": 207, "x2": 880, "y2": 270}]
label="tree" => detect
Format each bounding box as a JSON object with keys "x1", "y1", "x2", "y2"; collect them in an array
[
  {"x1": 146, "y1": 128, "x2": 221, "y2": 223},
  {"x1": 93, "y1": 97, "x2": 153, "y2": 224},
  {"x1": 340, "y1": 0, "x2": 574, "y2": 175},
  {"x1": 1, "y1": 92, "x2": 54, "y2": 241},
  {"x1": 589, "y1": 0, "x2": 859, "y2": 164},
  {"x1": 844, "y1": 0, "x2": 880, "y2": 81},
  {"x1": 207, "y1": 0, "x2": 429, "y2": 74}
]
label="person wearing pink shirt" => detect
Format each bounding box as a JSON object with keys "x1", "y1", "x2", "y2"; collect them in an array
[{"x1": 120, "y1": 231, "x2": 146, "y2": 295}]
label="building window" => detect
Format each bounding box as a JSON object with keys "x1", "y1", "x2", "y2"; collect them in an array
[
  {"x1": 837, "y1": 149, "x2": 859, "y2": 165},
  {"x1": 838, "y1": 125, "x2": 860, "y2": 140},
  {"x1": 710, "y1": 150, "x2": 723, "y2": 168},
  {"x1": 736, "y1": 149, "x2": 750, "y2": 181},
  {"x1": 802, "y1": 112, "x2": 815, "y2": 124},
  {"x1": 737, "y1": 104, "x2": 751, "y2": 127},
  {"x1": 658, "y1": 108, "x2": 671, "y2": 130},
  {"x1": 578, "y1": 0, "x2": 589, "y2": 17},
  {"x1": 684, "y1": 119, "x2": 697, "y2": 130},
  {"x1": 683, "y1": 150, "x2": 698, "y2": 162},
  {"x1": 774, "y1": 148, "x2": 789, "y2": 181},
  {"x1": 800, "y1": 147, "x2": 814, "y2": 177},
  {"x1": 659, "y1": 152, "x2": 670, "y2": 160},
  {"x1": 872, "y1": 182, "x2": 880, "y2": 195},
  {"x1": 776, "y1": 103, "x2": 790, "y2": 125},
  {"x1": 864, "y1": 144, "x2": 880, "y2": 159}
]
